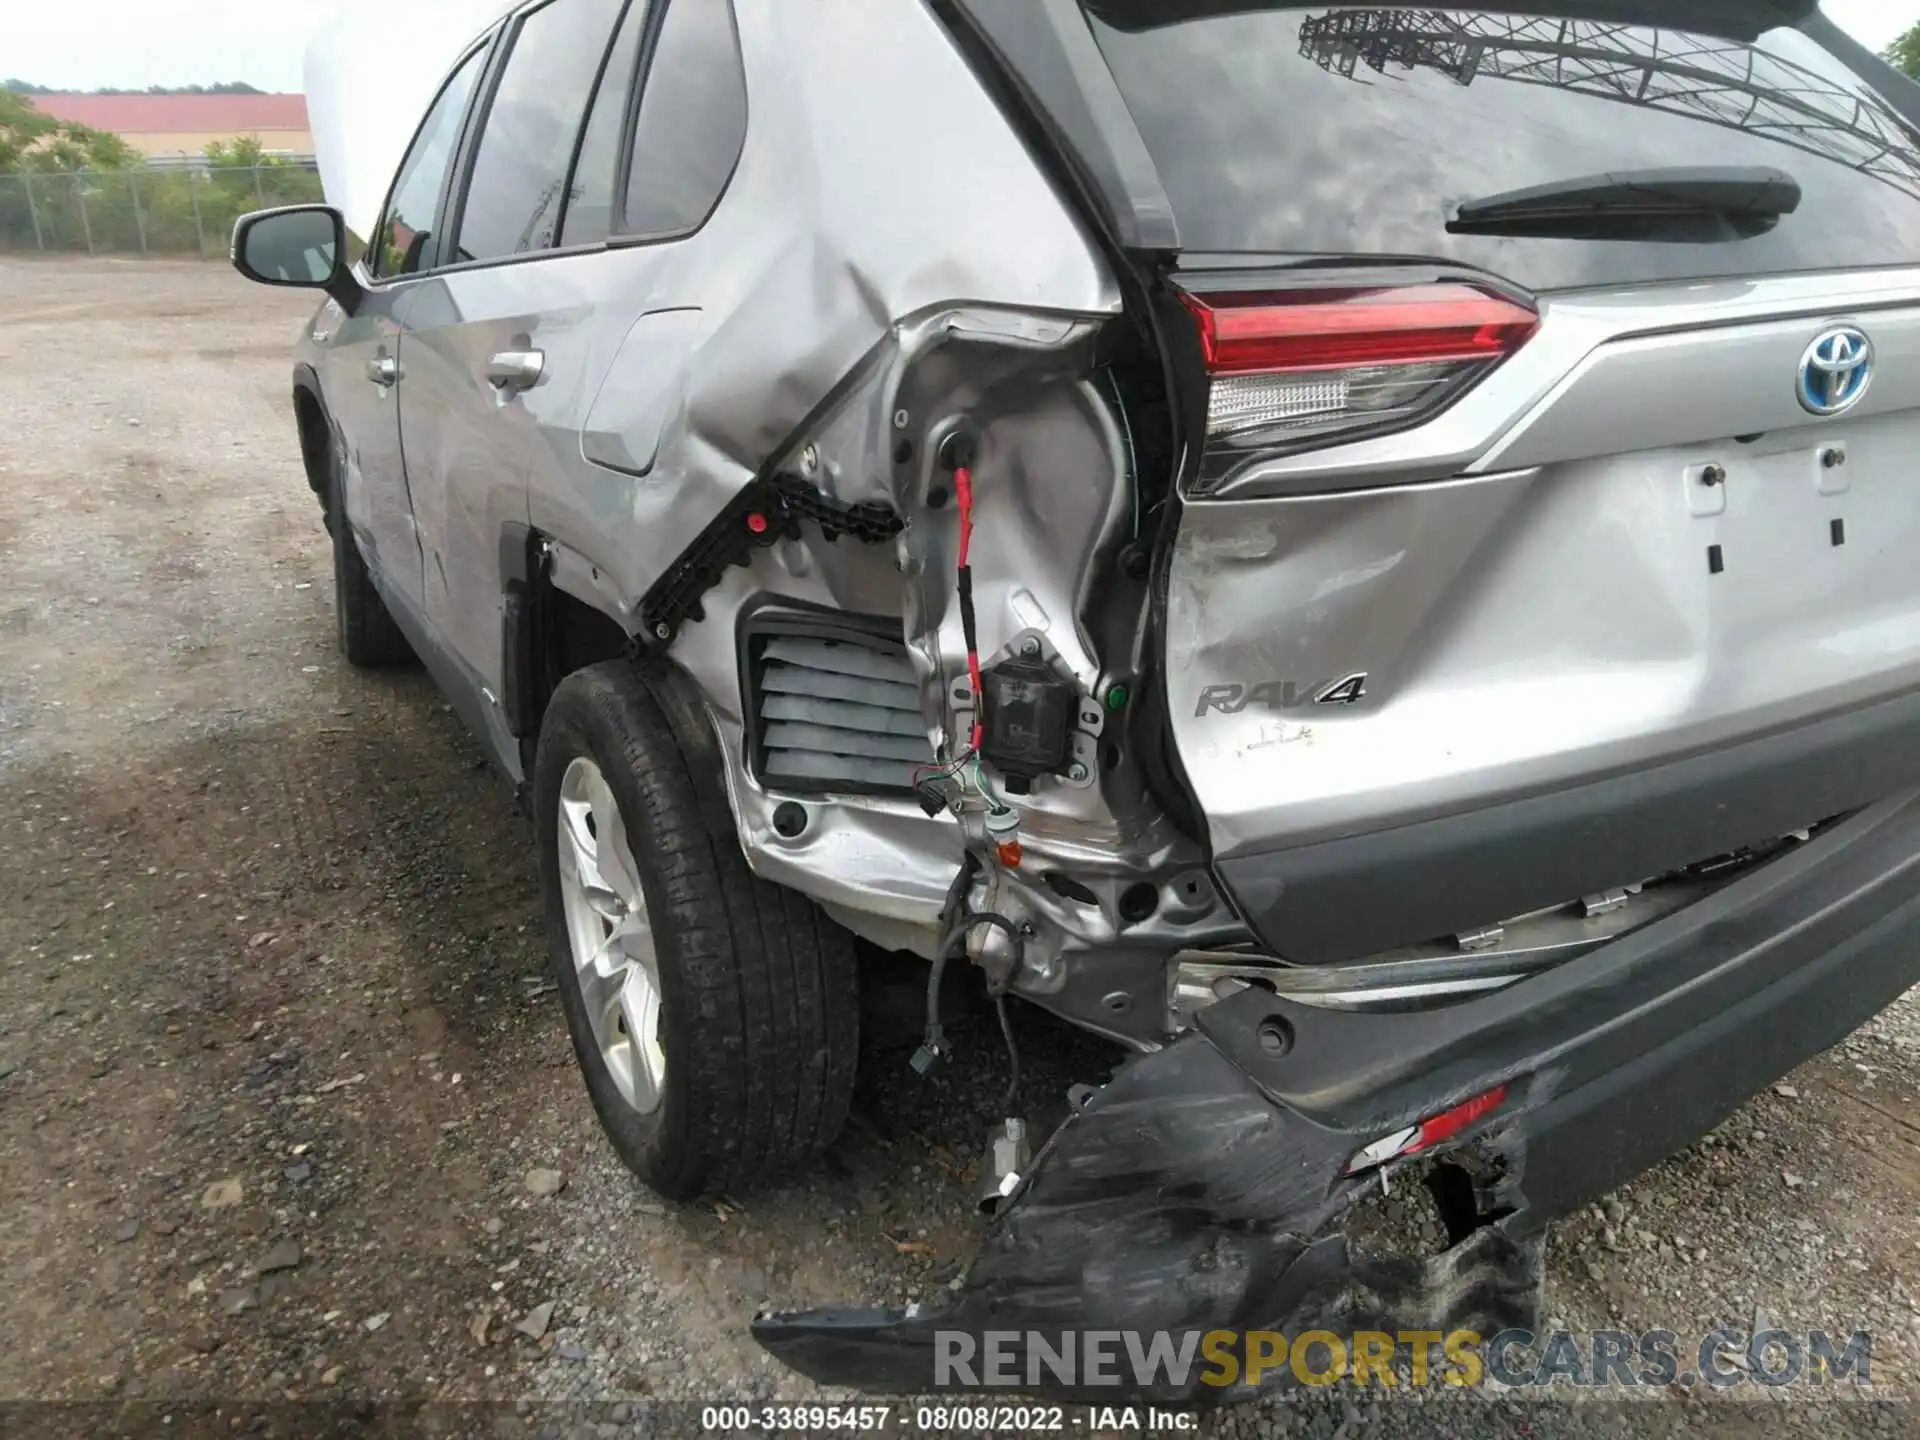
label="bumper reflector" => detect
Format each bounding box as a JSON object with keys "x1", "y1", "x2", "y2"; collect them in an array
[{"x1": 1345, "y1": 1083, "x2": 1510, "y2": 1173}]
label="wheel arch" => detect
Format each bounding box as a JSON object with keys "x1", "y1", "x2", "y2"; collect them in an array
[
  {"x1": 502, "y1": 525, "x2": 700, "y2": 780},
  {"x1": 291, "y1": 365, "x2": 332, "y2": 509}
]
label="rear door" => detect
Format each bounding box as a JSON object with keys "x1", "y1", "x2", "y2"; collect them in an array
[
  {"x1": 1069, "y1": 5, "x2": 1920, "y2": 960},
  {"x1": 393, "y1": 0, "x2": 752, "y2": 760}
]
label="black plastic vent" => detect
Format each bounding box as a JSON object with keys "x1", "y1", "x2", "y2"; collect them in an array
[{"x1": 745, "y1": 616, "x2": 933, "y2": 796}]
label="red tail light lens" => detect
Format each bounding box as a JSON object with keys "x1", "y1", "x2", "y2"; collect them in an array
[
  {"x1": 1180, "y1": 282, "x2": 1539, "y2": 460},
  {"x1": 1182, "y1": 284, "x2": 1539, "y2": 375}
]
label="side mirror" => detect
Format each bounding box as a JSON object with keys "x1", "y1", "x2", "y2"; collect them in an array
[{"x1": 231, "y1": 205, "x2": 360, "y2": 307}]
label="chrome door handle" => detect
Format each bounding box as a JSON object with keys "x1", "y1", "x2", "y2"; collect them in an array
[
  {"x1": 485, "y1": 349, "x2": 545, "y2": 391},
  {"x1": 366, "y1": 354, "x2": 398, "y2": 386}
]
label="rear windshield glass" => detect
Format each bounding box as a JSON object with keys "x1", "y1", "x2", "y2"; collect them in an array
[{"x1": 1082, "y1": 6, "x2": 1920, "y2": 291}]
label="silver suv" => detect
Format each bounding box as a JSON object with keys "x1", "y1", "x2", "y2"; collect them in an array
[{"x1": 232, "y1": 0, "x2": 1920, "y2": 1399}]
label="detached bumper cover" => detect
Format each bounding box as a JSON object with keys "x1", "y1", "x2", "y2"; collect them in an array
[
  {"x1": 1218, "y1": 687, "x2": 1920, "y2": 965},
  {"x1": 755, "y1": 790, "x2": 1920, "y2": 1399}
]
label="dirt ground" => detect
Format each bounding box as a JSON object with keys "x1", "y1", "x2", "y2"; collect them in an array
[{"x1": 4, "y1": 257, "x2": 1920, "y2": 1439}]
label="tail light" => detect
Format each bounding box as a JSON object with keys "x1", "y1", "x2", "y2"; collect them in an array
[{"x1": 1179, "y1": 282, "x2": 1539, "y2": 462}]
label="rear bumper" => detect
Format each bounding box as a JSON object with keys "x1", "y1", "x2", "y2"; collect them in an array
[
  {"x1": 1215, "y1": 687, "x2": 1920, "y2": 965},
  {"x1": 755, "y1": 788, "x2": 1920, "y2": 1399}
]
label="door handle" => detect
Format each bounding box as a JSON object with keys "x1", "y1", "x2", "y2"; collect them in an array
[
  {"x1": 366, "y1": 354, "x2": 399, "y2": 386},
  {"x1": 485, "y1": 349, "x2": 545, "y2": 391}
]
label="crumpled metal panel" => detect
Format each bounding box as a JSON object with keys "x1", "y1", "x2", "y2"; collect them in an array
[
  {"x1": 1167, "y1": 278, "x2": 1920, "y2": 965},
  {"x1": 519, "y1": 0, "x2": 1122, "y2": 620},
  {"x1": 307, "y1": 0, "x2": 1224, "y2": 1034},
  {"x1": 683, "y1": 309, "x2": 1233, "y2": 1029}
]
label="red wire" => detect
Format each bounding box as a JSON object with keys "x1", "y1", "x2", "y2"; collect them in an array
[
  {"x1": 955, "y1": 465, "x2": 974, "y2": 566},
  {"x1": 955, "y1": 465, "x2": 984, "y2": 750}
]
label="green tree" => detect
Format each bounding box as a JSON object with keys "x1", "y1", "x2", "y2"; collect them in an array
[
  {"x1": 0, "y1": 89, "x2": 58, "y2": 170},
  {"x1": 195, "y1": 134, "x2": 326, "y2": 248},
  {"x1": 0, "y1": 89, "x2": 137, "y2": 173},
  {"x1": 27, "y1": 123, "x2": 137, "y2": 173},
  {"x1": 1886, "y1": 21, "x2": 1920, "y2": 80},
  {"x1": 203, "y1": 135, "x2": 279, "y2": 169}
]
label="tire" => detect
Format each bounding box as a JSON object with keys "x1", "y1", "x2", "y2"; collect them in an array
[
  {"x1": 326, "y1": 457, "x2": 414, "y2": 668},
  {"x1": 534, "y1": 661, "x2": 860, "y2": 1197}
]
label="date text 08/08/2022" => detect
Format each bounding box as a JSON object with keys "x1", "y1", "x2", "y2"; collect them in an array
[
  {"x1": 698, "y1": 1406, "x2": 1185, "y2": 1433},
  {"x1": 697, "y1": 1325, "x2": 1873, "y2": 1430}
]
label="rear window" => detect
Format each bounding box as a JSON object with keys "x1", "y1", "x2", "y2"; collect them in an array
[{"x1": 1083, "y1": 7, "x2": 1920, "y2": 291}]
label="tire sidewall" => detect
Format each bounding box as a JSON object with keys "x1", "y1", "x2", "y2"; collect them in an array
[
  {"x1": 324, "y1": 441, "x2": 411, "y2": 668},
  {"x1": 534, "y1": 690, "x2": 696, "y2": 1192},
  {"x1": 327, "y1": 456, "x2": 353, "y2": 655}
]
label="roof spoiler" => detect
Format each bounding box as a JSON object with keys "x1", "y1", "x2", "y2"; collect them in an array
[{"x1": 1083, "y1": 1, "x2": 1818, "y2": 43}]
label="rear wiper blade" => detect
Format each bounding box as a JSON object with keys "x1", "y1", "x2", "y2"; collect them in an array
[{"x1": 1448, "y1": 166, "x2": 1801, "y2": 241}]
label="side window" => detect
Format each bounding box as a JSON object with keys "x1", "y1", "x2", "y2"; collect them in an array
[
  {"x1": 560, "y1": 0, "x2": 648, "y2": 247},
  {"x1": 622, "y1": 0, "x2": 747, "y2": 239},
  {"x1": 371, "y1": 45, "x2": 487, "y2": 280},
  {"x1": 456, "y1": 0, "x2": 626, "y2": 264}
]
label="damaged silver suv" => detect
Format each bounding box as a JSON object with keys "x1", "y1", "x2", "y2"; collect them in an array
[{"x1": 232, "y1": 0, "x2": 1920, "y2": 1400}]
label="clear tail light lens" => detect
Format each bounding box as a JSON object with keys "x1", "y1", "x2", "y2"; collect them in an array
[{"x1": 1180, "y1": 282, "x2": 1539, "y2": 456}]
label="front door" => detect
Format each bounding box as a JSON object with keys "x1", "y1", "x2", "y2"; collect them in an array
[
  {"x1": 311, "y1": 286, "x2": 408, "y2": 601},
  {"x1": 327, "y1": 37, "x2": 491, "y2": 619}
]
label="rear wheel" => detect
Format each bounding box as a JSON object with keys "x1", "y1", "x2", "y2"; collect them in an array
[
  {"x1": 535, "y1": 661, "x2": 860, "y2": 1197},
  {"x1": 326, "y1": 454, "x2": 413, "y2": 668}
]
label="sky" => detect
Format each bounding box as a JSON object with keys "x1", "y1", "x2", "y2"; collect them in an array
[{"x1": 1, "y1": 0, "x2": 1916, "y2": 91}]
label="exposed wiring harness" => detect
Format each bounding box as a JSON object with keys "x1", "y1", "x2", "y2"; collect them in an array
[
  {"x1": 911, "y1": 450, "x2": 1001, "y2": 821},
  {"x1": 911, "y1": 748, "x2": 977, "y2": 816},
  {"x1": 993, "y1": 990, "x2": 1021, "y2": 1114},
  {"x1": 912, "y1": 748, "x2": 1014, "y2": 820},
  {"x1": 911, "y1": 854, "x2": 979, "y2": 1076},
  {"x1": 904, "y1": 440, "x2": 1024, "y2": 1107},
  {"x1": 954, "y1": 464, "x2": 985, "y2": 754},
  {"x1": 912, "y1": 854, "x2": 1025, "y2": 1108}
]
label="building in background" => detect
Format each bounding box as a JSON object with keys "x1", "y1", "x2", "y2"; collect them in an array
[{"x1": 28, "y1": 93, "x2": 310, "y2": 163}]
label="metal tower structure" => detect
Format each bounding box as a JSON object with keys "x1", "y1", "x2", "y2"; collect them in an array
[{"x1": 1296, "y1": 9, "x2": 1920, "y2": 200}]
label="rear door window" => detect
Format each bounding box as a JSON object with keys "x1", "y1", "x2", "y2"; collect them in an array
[
  {"x1": 621, "y1": 0, "x2": 748, "y2": 239},
  {"x1": 561, "y1": 0, "x2": 649, "y2": 247},
  {"x1": 1081, "y1": 6, "x2": 1920, "y2": 291},
  {"x1": 454, "y1": 0, "x2": 625, "y2": 264}
]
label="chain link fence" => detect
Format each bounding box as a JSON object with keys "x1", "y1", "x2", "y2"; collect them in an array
[{"x1": 0, "y1": 162, "x2": 326, "y2": 259}]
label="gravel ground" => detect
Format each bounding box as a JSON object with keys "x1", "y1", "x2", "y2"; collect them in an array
[{"x1": 3, "y1": 257, "x2": 1920, "y2": 1439}]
